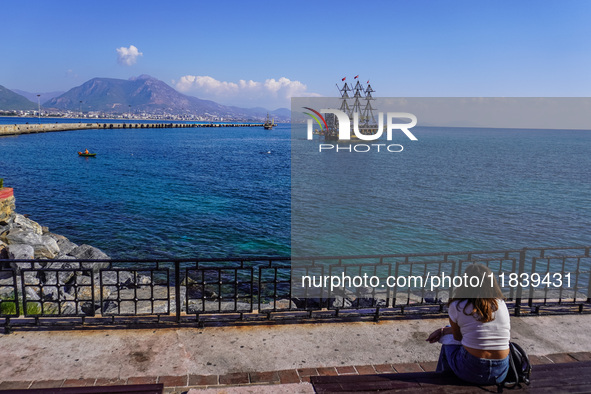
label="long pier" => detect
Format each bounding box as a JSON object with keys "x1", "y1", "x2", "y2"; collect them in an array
[{"x1": 0, "y1": 122, "x2": 265, "y2": 136}]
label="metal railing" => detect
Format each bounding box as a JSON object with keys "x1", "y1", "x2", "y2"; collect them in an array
[{"x1": 1, "y1": 246, "x2": 590, "y2": 332}]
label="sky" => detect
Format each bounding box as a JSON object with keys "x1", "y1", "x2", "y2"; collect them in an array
[{"x1": 1, "y1": 0, "x2": 590, "y2": 109}]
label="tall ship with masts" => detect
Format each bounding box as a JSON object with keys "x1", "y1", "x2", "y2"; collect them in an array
[
  {"x1": 263, "y1": 113, "x2": 277, "y2": 130},
  {"x1": 323, "y1": 76, "x2": 377, "y2": 141}
]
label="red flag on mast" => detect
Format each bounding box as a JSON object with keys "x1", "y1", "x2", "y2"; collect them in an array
[
  {"x1": 367, "y1": 80, "x2": 370, "y2": 83},
  {"x1": 342, "y1": 77, "x2": 346, "y2": 81},
  {"x1": 354, "y1": 75, "x2": 359, "y2": 79}
]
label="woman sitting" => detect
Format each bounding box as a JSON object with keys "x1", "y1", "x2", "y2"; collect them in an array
[{"x1": 427, "y1": 263, "x2": 510, "y2": 385}]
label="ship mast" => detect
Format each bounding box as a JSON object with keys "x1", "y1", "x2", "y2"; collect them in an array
[
  {"x1": 324, "y1": 80, "x2": 353, "y2": 140},
  {"x1": 362, "y1": 81, "x2": 376, "y2": 130},
  {"x1": 337, "y1": 82, "x2": 351, "y2": 116},
  {"x1": 351, "y1": 80, "x2": 364, "y2": 120}
]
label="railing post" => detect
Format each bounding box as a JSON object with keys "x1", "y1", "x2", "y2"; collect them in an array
[
  {"x1": 175, "y1": 261, "x2": 181, "y2": 323},
  {"x1": 3, "y1": 318, "x2": 11, "y2": 334},
  {"x1": 587, "y1": 248, "x2": 591, "y2": 303},
  {"x1": 515, "y1": 249, "x2": 526, "y2": 316}
]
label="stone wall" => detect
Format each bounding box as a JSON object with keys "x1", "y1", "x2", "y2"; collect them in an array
[
  {"x1": 0, "y1": 123, "x2": 99, "y2": 136},
  {"x1": 0, "y1": 188, "x2": 15, "y2": 223},
  {"x1": 0, "y1": 122, "x2": 264, "y2": 136}
]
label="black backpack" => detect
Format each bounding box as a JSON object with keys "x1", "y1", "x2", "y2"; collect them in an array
[{"x1": 498, "y1": 342, "x2": 532, "y2": 391}]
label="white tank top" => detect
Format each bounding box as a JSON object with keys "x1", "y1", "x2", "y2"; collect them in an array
[{"x1": 448, "y1": 299, "x2": 511, "y2": 350}]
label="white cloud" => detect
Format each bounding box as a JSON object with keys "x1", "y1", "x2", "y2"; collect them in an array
[
  {"x1": 116, "y1": 45, "x2": 143, "y2": 66},
  {"x1": 173, "y1": 75, "x2": 319, "y2": 108},
  {"x1": 65, "y1": 69, "x2": 79, "y2": 79}
]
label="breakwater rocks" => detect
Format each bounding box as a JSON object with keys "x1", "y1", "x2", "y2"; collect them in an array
[
  {"x1": 0, "y1": 121, "x2": 265, "y2": 136},
  {"x1": 0, "y1": 210, "x2": 298, "y2": 316},
  {"x1": 0, "y1": 211, "x2": 115, "y2": 315},
  {"x1": 0, "y1": 213, "x2": 109, "y2": 262}
]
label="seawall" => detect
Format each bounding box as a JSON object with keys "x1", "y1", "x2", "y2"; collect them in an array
[{"x1": 0, "y1": 122, "x2": 265, "y2": 136}]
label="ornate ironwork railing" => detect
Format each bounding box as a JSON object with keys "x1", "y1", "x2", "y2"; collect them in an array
[{"x1": 1, "y1": 246, "x2": 590, "y2": 332}]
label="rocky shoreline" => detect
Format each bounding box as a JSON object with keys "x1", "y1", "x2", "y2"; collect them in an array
[
  {"x1": 0, "y1": 210, "x2": 300, "y2": 316},
  {"x1": 0, "y1": 212, "x2": 110, "y2": 261},
  {"x1": 0, "y1": 206, "x2": 425, "y2": 317}
]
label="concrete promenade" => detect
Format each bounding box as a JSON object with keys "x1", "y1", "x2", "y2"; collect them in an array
[
  {"x1": 0, "y1": 121, "x2": 264, "y2": 136},
  {"x1": 1, "y1": 314, "x2": 590, "y2": 392}
]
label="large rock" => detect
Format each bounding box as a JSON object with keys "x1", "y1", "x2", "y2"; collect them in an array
[
  {"x1": 0, "y1": 287, "x2": 14, "y2": 299},
  {"x1": 7, "y1": 244, "x2": 34, "y2": 260},
  {"x1": 0, "y1": 270, "x2": 13, "y2": 284},
  {"x1": 0, "y1": 271, "x2": 15, "y2": 299},
  {"x1": 2, "y1": 228, "x2": 43, "y2": 245},
  {"x1": 68, "y1": 244, "x2": 110, "y2": 260},
  {"x1": 12, "y1": 214, "x2": 43, "y2": 235},
  {"x1": 99, "y1": 271, "x2": 135, "y2": 286},
  {"x1": 1, "y1": 229, "x2": 59, "y2": 258},
  {"x1": 68, "y1": 244, "x2": 110, "y2": 271},
  {"x1": 54, "y1": 254, "x2": 77, "y2": 261},
  {"x1": 48, "y1": 233, "x2": 78, "y2": 255},
  {"x1": 24, "y1": 286, "x2": 40, "y2": 301},
  {"x1": 75, "y1": 283, "x2": 110, "y2": 303},
  {"x1": 34, "y1": 236, "x2": 60, "y2": 259}
]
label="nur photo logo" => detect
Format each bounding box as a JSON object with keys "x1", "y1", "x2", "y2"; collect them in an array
[{"x1": 298, "y1": 77, "x2": 418, "y2": 152}]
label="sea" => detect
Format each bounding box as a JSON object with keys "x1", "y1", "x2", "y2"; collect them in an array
[{"x1": 1, "y1": 116, "x2": 590, "y2": 260}]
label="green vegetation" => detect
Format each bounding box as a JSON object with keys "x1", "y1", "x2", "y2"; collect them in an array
[
  {"x1": 0, "y1": 298, "x2": 17, "y2": 315},
  {"x1": 0, "y1": 297, "x2": 42, "y2": 316},
  {"x1": 0, "y1": 84, "x2": 37, "y2": 111}
]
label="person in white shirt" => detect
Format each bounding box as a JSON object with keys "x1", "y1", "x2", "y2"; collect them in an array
[{"x1": 426, "y1": 263, "x2": 510, "y2": 385}]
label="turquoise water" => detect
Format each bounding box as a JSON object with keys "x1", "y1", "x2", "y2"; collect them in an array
[
  {"x1": 0, "y1": 117, "x2": 290, "y2": 258},
  {"x1": 1, "y1": 117, "x2": 591, "y2": 259}
]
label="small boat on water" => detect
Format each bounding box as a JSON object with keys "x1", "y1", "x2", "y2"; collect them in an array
[
  {"x1": 263, "y1": 113, "x2": 276, "y2": 130},
  {"x1": 78, "y1": 152, "x2": 96, "y2": 157}
]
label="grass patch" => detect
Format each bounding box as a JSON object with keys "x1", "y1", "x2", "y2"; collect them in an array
[{"x1": 0, "y1": 295, "x2": 42, "y2": 316}]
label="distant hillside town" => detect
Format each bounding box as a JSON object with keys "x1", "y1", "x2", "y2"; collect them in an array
[{"x1": 0, "y1": 75, "x2": 290, "y2": 122}]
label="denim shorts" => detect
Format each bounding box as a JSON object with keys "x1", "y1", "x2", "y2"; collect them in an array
[{"x1": 436, "y1": 344, "x2": 510, "y2": 385}]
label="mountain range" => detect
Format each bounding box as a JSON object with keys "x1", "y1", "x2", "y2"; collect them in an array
[
  {"x1": 0, "y1": 85, "x2": 37, "y2": 111},
  {"x1": 0, "y1": 75, "x2": 290, "y2": 120},
  {"x1": 10, "y1": 89, "x2": 64, "y2": 103}
]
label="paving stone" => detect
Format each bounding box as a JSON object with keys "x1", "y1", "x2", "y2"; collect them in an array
[
  {"x1": 336, "y1": 366, "x2": 357, "y2": 375},
  {"x1": 29, "y1": 380, "x2": 65, "y2": 389},
  {"x1": 249, "y1": 371, "x2": 280, "y2": 384},
  {"x1": 127, "y1": 376, "x2": 158, "y2": 385},
  {"x1": 0, "y1": 381, "x2": 32, "y2": 390},
  {"x1": 277, "y1": 369, "x2": 300, "y2": 384},
  {"x1": 354, "y1": 365, "x2": 377, "y2": 375},
  {"x1": 157, "y1": 375, "x2": 188, "y2": 387},
  {"x1": 219, "y1": 372, "x2": 249, "y2": 385},
  {"x1": 62, "y1": 378, "x2": 96, "y2": 387},
  {"x1": 546, "y1": 353, "x2": 577, "y2": 364},
  {"x1": 568, "y1": 352, "x2": 591, "y2": 362},
  {"x1": 420, "y1": 361, "x2": 438, "y2": 372},
  {"x1": 188, "y1": 374, "x2": 218, "y2": 386},
  {"x1": 529, "y1": 355, "x2": 553, "y2": 365},
  {"x1": 374, "y1": 364, "x2": 395, "y2": 373},
  {"x1": 317, "y1": 367, "x2": 338, "y2": 376},
  {"x1": 296, "y1": 368, "x2": 319, "y2": 377},
  {"x1": 95, "y1": 378, "x2": 128, "y2": 386},
  {"x1": 163, "y1": 388, "x2": 185, "y2": 394},
  {"x1": 393, "y1": 363, "x2": 423, "y2": 373}
]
